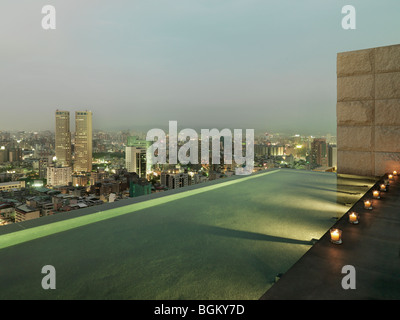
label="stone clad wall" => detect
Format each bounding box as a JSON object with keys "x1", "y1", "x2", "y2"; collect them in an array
[{"x1": 337, "y1": 44, "x2": 400, "y2": 177}]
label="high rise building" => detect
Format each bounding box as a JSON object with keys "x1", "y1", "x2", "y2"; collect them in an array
[
  {"x1": 125, "y1": 146, "x2": 147, "y2": 178},
  {"x1": 39, "y1": 157, "x2": 51, "y2": 179},
  {"x1": 8, "y1": 147, "x2": 22, "y2": 163},
  {"x1": 0, "y1": 146, "x2": 8, "y2": 163},
  {"x1": 268, "y1": 145, "x2": 284, "y2": 156},
  {"x1": 254, "y1": 144, "x2": 268, "y2": 157},
  {"x1": 311, "y1": 138, "x2": 328, "y2": 167},
  {"x1": 328, "y1": 144, "x2": 338, "y2": 170},
  {"x1": 55, "y1": 110, "x2": 72, "y2": 167},
  {"x1": 47, "y1": 165, "x2": 72, "y2": 187},
  {"x1": 74, "y1": 111, "x2": 93, "y2": 173},
  {"x1": 127, "y1": 136, "x2": 152, "y2": 173}
]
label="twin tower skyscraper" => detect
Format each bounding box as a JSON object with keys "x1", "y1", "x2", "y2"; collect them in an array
[{"x1": 55, "y1": 110, "x2": 93, "y2": 173}]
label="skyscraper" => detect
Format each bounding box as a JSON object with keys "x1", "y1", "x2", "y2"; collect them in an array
[
  {"x1": 311, "y1": 138, "x2": 328, "y2": 167},
  {"x1": 55, "y1": 110, "x2": 72, "y2": 167},
  {"x1": 125, "y1": 146, "x2": 147, "y2": 178},
  {"x1": 74, "y1": 111, "x2": 93, "y2": 173},
  {"x1": 328, "y1": 144, "x2": 337, "y2": 170},
  {"x1": 127, "y1": 136, "x2": 152, "y2": 173}
]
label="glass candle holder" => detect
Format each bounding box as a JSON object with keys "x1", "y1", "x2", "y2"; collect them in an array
[
  {"x1": 380, "y1": 183, "x2": 387, "y2": 192},
  {"x1": 330, "y1": 228, "x2": 342, "y2": 244},
  {"x1": 364, "y1": 199, "x2": 372, "y2": 210},
  {"x1": 372, "y1": 190, "x2": 380, "y2": 199},
  {"x1": 388, "y1": 174, "x2": 394, "y2": 180},
  {"x1": 393, "y1": 170, "x2": 398, "y2": 176},
  {"x1": 348, "y1": 211, "x2": 359, "y2": 224}
]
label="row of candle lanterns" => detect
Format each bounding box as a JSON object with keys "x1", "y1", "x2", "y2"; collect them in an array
[{"x1": 330, "y1": 170, "x2": 397, "y2": 245}]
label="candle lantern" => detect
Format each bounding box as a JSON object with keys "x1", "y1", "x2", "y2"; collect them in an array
[
  {"x1": 348, "y1": 211, "x2": 359, "y2": 224},
  {"x1": 364, "y1": 199, "x2": 372, "y2": 210},
  {"x1": 393, "y1": 170, "x2": 398, "y2": 176},
  {"x1": 330, "y1": 228, "x2": 342, "y2": 244},
  {"x1": 380, "y1": 183, "x2": 387, "y2": 192},
  {"x1": 384, "y1": 179, "x2": 390, "y2": 186},
  {"x1": 388, "y1": 174, "x2": 394, "y2": 181},
  {"x1": 372, "y1": 190, "x2": 380, "y2": 199}
]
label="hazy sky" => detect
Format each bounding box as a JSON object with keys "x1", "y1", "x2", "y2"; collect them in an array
[{"x1": 1, "y1": 0, "x2": 400, "y2": 135}]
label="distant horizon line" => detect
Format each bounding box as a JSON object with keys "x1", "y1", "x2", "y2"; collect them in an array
[{"x1": 0, "y1": 127, "x2": 337, "y2": 138}]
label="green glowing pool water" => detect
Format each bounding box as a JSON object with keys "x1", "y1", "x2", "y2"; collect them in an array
[{"x1": 0, "y1": 169, "x2": 376, "y2": 299}]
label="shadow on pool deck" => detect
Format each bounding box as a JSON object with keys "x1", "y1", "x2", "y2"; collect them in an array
[{"x1": 196, "y1": 224, "x2": 312, "y2": 245}]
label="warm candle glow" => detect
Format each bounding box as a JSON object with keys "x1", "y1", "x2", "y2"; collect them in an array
[
  {"x1": 364, "y1": 199, "x2": 372, "y2": 209},
  {"x1": 394, "y1": 171, "x2": 398, "y2": 176},
  {"x1": 331, "y1": 230, "x2": 340, "y2": 241},
  {"x1": 380, "y1": 184, "x2": 386, "y2": 191},
  {"x1": 373, "y1": 190, "x2": 380, "y2": 199},
  {"x1": 330, "y1": 228, "x2": 342, "y2": 244},
  {"x1": 348, "y1": 212, "x2": 359, "y2": 224},
  {"x1": 389, "y1": 174, "x2": 394, "y2": 180}
]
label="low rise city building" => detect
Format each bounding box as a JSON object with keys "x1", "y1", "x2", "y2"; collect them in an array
[
  {"x1": 0, "y1": 181, "x2": 26, "y2": 192},
  {"x1": 47, "y1": 165, "x2": 72, "y2": 187},
  {"x1": 15, "y1": 204, "x2": 40, "y2": 222}
]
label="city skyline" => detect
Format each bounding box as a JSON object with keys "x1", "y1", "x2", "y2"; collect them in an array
[
  {"x1": 0, "y1": 114, "x2": 338, "y2": 139},
  {"x1": 1, "y1": 1, "x2": 400, "y2": 135}
]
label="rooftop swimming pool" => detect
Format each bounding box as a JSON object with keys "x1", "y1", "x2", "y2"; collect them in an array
[{"x1": 0, "y1": 169, "x2": 376, "y2": 299}]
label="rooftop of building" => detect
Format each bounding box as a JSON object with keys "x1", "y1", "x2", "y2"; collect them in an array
[
  {"x1": 35, "y1": 187, "x2": 52, "y2": 193},
  {"x1": 15, "y1": 204, "x2": 38, "y2": 213},
  {"x1": 0, "y1": 202, "x2": 14, "y2": 209},
  {"x1": 0, "y1": 181, "x2": 24, "y2": 186},
  {"x1": 0, "y1": 169, "x2": 383, "y2": 299}
]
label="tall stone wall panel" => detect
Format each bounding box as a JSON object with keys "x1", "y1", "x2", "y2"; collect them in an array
[
  {"x1": 337, "y1": 126, "x2": 373, "y2": 151},
  {"x1": 337, "y1": 101, "x2": 374, "y2": 126},
  {"x1": 337, "y1": 44, "x2": 400, "y2": 177},
  {"x1": 337, "y1": 75, "x2": 374, "y2": 102},
  {"x1": 337, "y1": 150, "x2": 373, "y2": 177},
  {"x1": 375, "y1": 73, "x2": 400, "y2": 99},
  {"x1": 375, "y1": 46, "x2": 400, "y2": 73},
  {"x1": 337, "y1": 49, "x2": 374, "y2": 77},
  {"x1": 375, "y1": 99, "x2": 400, "y2": 126}
]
